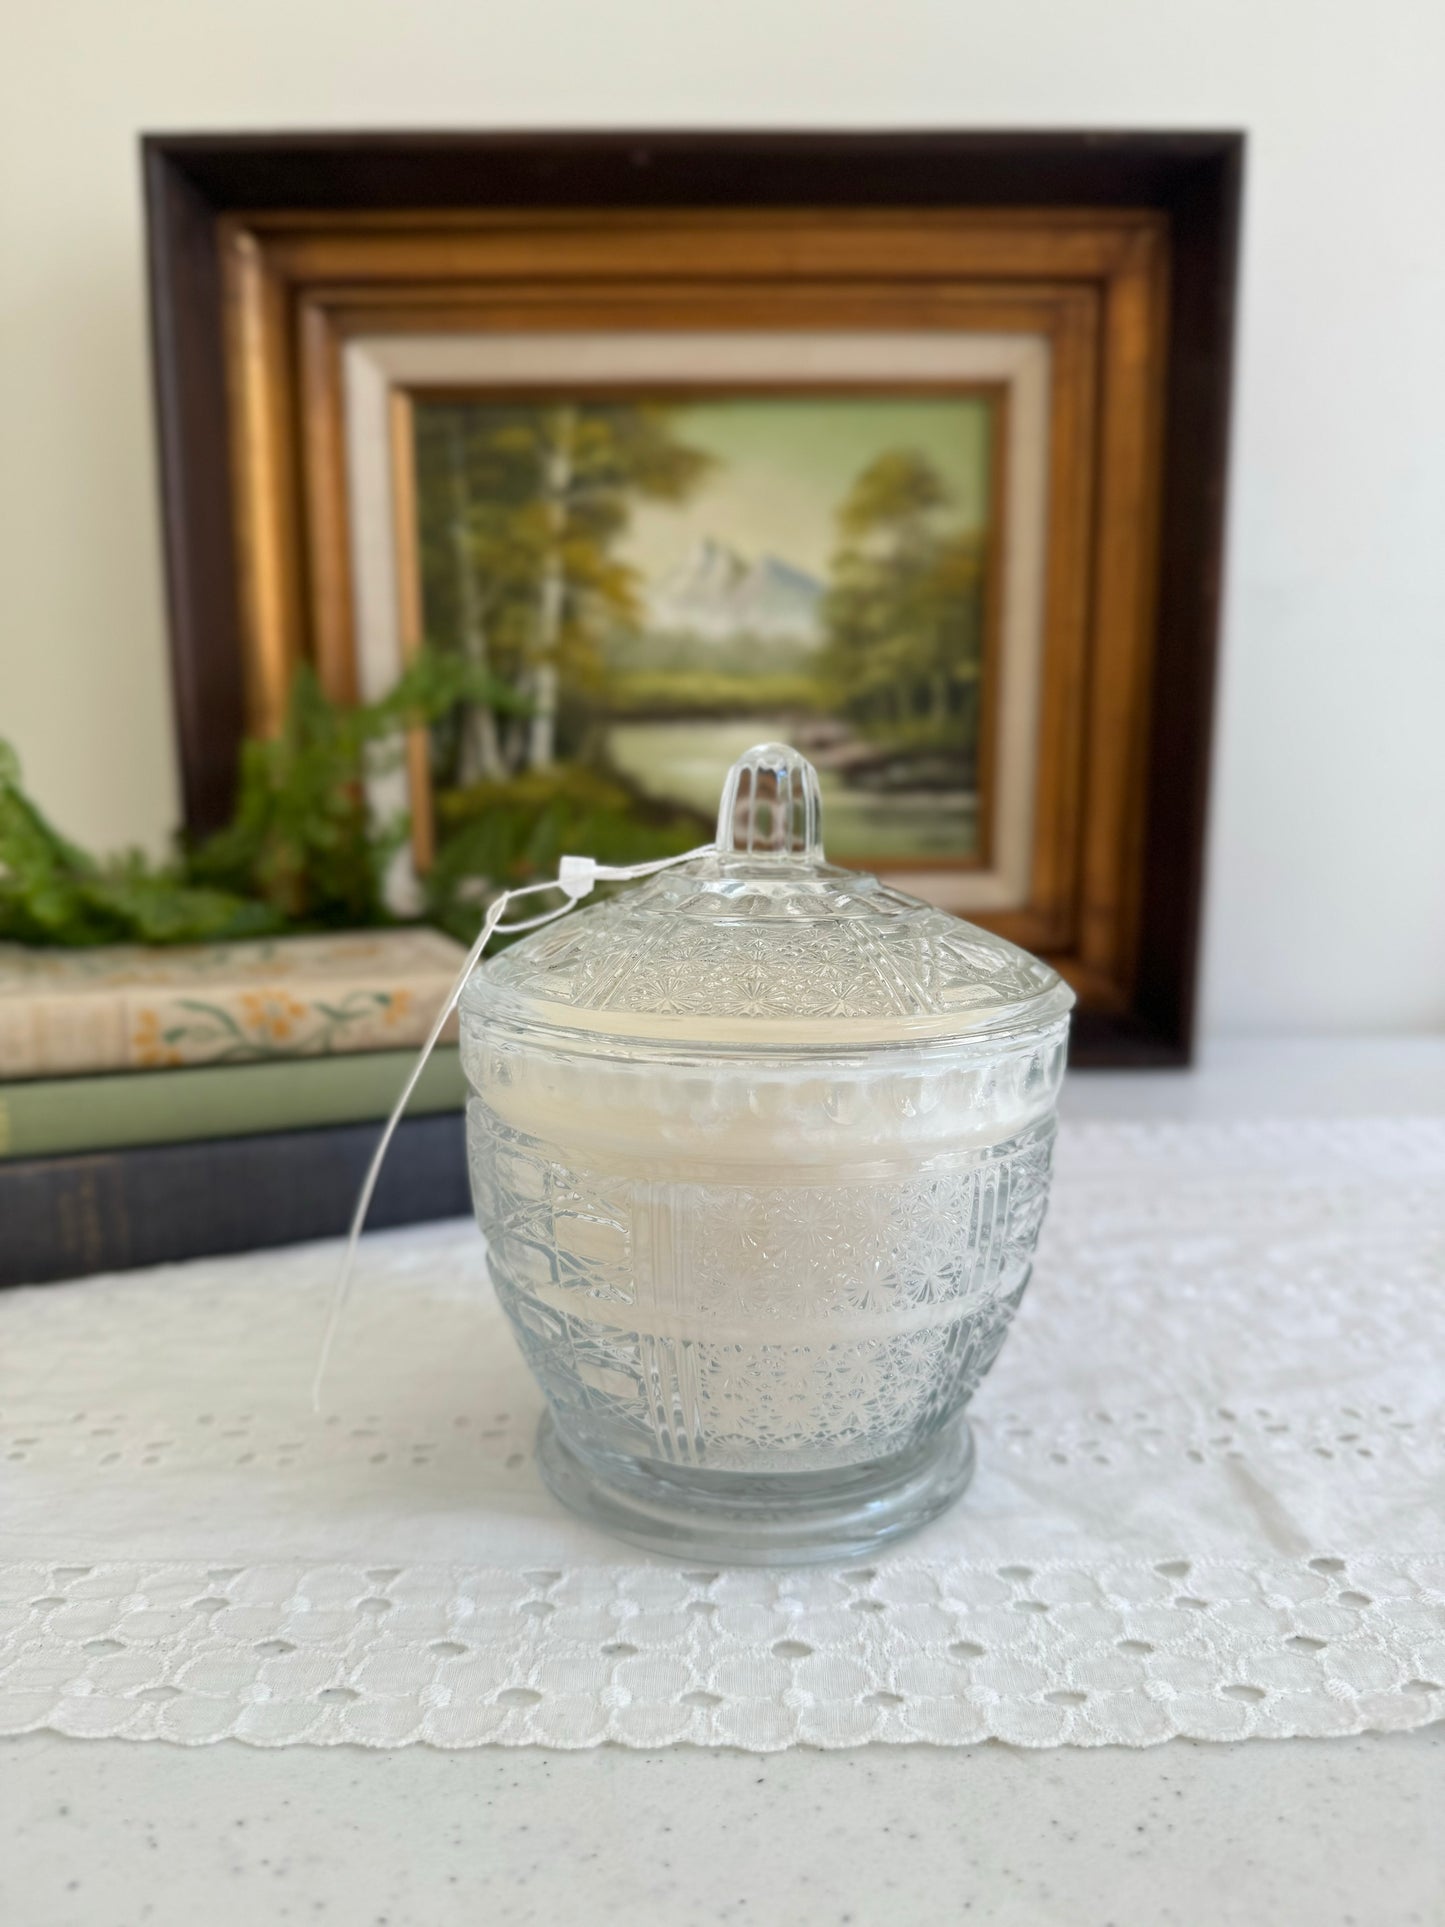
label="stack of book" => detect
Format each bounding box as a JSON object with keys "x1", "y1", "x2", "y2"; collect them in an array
[{"x1": 0, "y1": 929, "x2": 473, "y2": 1284}]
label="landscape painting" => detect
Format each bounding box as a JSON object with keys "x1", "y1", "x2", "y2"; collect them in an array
[{"x1": 407, "y1": 391, "x2": 999, "y2": 888}]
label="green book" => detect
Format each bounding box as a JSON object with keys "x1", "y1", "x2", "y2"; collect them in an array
[{"x1": 0, "y1": 1048, "x2": 468, "y2": 1161}]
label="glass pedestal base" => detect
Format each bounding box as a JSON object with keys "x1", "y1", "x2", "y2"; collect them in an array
[{"x1": 535, "y1": 1413, "x2": 976, "y2": 1566}]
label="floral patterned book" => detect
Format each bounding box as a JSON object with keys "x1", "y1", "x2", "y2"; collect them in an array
[{"x1": 0, "y1": 930, "x2": 467, "y2": 1080}]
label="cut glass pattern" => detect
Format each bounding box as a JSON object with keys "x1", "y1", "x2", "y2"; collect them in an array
[{"x1": 471, "y1": 1101, "x2": 1055, "y2": 1472}]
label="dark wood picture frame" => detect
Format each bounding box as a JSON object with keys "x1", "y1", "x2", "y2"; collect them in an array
[{"x1": 142, "y1": 130, "x2": 1243, "y2": 1067}]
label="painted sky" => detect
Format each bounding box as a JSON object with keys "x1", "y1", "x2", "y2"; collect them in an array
[{"x1": 620, "y1": 396, "x2": 993, "y2": 583}]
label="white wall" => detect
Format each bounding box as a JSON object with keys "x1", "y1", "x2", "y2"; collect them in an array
[{"x1": 2, "y1": 0, "x2": 1442, "y2": 1036}]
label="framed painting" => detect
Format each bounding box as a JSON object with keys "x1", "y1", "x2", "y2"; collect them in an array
[
  {"x1": 365, "y1": 332, "x2": 1052, "y2": 925},
  {"x1": 143, "y1": 133, "x2": 1243, "y2": 1064},
  {"x1": 393, "y1": 380, "x2": 1014, "y2": 887}
]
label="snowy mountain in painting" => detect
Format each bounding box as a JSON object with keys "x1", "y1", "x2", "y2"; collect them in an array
[{"x1": 647, "y1": 538, "x2": 824, "y2": 644}]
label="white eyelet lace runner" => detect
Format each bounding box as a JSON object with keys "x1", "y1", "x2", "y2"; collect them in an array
[{"x1": 1, "y1": 1116, "x2": 1441, "y2": 1751}]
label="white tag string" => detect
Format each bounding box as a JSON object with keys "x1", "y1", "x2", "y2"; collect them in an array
[{"x1": 310, "y1": 842, "x2": 716, "y2": 1410}]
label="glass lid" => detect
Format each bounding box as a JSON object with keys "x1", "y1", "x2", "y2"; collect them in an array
[{"x1": 461, "y1": 744, "x2": 1074, "y2": 1049}]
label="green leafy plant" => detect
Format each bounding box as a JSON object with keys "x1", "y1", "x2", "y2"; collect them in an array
[
  {"x1": 0, "y1": 739, "x2": 281, "y2": 947},
  {"x1": 0, "y1": 652, "x2": 524, "y2": 948},
  {"x1": 425, "y1": 764, "x2": 710, "y2": 943},
  {"x1": 190, "y1": 653, "x2": 523, "y2": 928}
]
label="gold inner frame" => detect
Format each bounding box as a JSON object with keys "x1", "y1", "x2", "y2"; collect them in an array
[{"x1": 218, "y1": 208, "x2": 1169, "y2": 1009}]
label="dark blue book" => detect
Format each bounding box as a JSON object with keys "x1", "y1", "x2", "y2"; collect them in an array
[{"x1": 0, "y1": 1113, "x2": 470, "y2": 1286}]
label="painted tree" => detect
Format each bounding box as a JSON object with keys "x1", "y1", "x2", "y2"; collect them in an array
[
  {"x1": 441, "y1": 413, "x2": 503, "y2": 782},
  {"x1": 415, "y1": 400, "x2": 712, "y2": 780},
  {"x1": 414, "y1": 408, "x2": 540, "y2": 786},
  {"x1": 821, "y1": 448, "x2": 985, "y2": 760}
]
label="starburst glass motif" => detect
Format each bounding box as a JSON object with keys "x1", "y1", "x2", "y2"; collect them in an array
[{"x1": 478, "y1": 880, "x2": 1059, "y2": 1025}]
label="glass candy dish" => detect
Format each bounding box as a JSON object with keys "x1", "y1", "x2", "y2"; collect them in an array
[{"x1": 460, "y1": 745, "x2": 1073, "y2": 1562}]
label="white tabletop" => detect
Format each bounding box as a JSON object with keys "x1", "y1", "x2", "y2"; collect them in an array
[{"x1": 4, "y1": 1037, "x2": 1443, "y2": 1927}]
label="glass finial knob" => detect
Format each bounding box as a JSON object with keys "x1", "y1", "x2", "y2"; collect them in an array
[{"x1": 715, "y1": 743, "x2": 825, "y2": 862}]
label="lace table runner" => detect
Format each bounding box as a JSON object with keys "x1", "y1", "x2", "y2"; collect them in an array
[{"x1": 1, "y1": 1118, "x2": 1441, "y2": 1750}]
